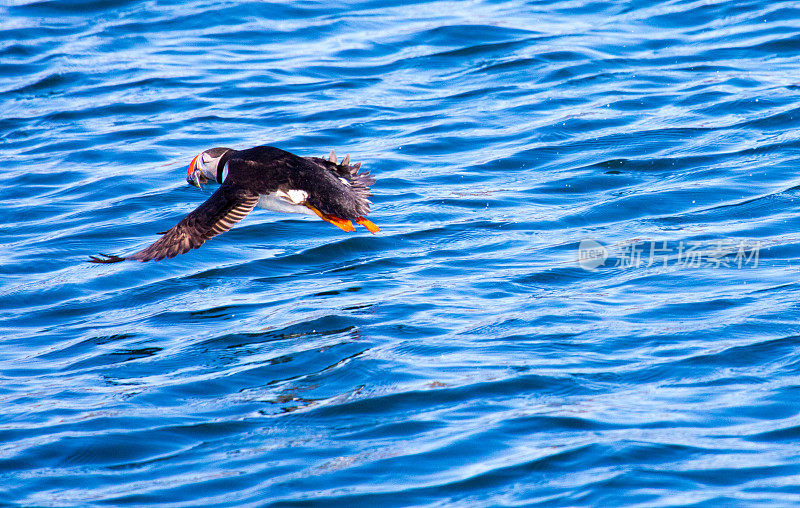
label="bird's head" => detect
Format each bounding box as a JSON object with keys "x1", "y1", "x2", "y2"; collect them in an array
[{"x1": 187, "y1": 147, "x2": 232, "y2": 188}]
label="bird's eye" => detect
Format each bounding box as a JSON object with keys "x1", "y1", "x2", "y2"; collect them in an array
[{"x1": 202, "y1": 153, "x2": 212, "y2": 164}]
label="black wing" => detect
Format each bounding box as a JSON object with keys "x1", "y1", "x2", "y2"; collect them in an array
[
  {"x1": 89, "y1": 185, "x2": 259, "y2": 263},
  {"x1": 223, "y1": 146, "x2": 375, "y2": 220}
]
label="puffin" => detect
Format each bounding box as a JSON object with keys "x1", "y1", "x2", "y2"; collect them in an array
[{"x1": 89, "y1": 146, "x2": 379, "y2": 263}]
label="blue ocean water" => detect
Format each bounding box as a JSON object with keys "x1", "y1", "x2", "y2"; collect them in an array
[{"x1": 3, "y1": 0, "x2": 800, "y2": 504}]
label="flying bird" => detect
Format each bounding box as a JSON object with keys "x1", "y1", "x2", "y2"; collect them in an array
[{"x1": 89, "y1": 146, "x2": 379, "y2": 263}]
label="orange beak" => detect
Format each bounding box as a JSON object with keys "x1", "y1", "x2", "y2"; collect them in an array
[
  {"x1": 187, "y1": 154, "x2": 200, "y2": 177},
  {"x1": 187, "y1": 154, "x2": 206, "y2": 188}
]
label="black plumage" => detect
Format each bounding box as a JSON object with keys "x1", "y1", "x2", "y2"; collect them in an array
[
  {"x1": 89, "y1": 146, "x2": 377, "y2": 263},
  {"x1": 224, "y1": 146, "x2": 374, "y2": 219}
]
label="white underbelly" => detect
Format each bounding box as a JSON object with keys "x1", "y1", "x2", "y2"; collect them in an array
[{"x1": 258, "y1": 193, "x2": 318, "y2": 217}]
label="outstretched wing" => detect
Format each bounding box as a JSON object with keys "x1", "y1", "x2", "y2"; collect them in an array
[{"x1": 89, "y1": 185, "x2": 259, "y2": 263}]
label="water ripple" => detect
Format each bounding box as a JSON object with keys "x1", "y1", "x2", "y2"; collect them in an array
[{"x1": 3, "y1": 0, "x2": 800, "y2": 505}]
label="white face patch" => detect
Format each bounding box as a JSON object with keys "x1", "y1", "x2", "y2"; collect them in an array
[
  {"x1": 276, "y1": 189, "x2": 308, "y2": 204},
  {"x1": 197, "y1": 153, "x2": 213, "y2": 179},
  {"x1": 220, "y1": 162, "x2": 228, "y2": 183}
]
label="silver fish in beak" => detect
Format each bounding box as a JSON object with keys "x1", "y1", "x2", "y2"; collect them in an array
[{"x1": 187, "y1": 154, "x2": 209, "y2": 188}]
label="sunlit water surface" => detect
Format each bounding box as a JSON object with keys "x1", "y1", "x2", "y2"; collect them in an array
[{"x1": 3, "y1": 0, "x2": 800, "y2": 505}]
